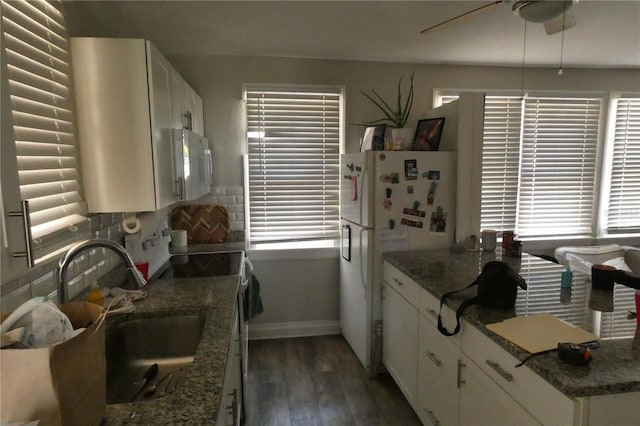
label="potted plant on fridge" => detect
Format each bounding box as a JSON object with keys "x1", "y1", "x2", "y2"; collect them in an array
[{"x1": 359, "y1": 71, "x2": 415, "y2": 150}]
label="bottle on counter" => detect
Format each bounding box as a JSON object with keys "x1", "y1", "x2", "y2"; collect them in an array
[
  {"x1": 561, "y1": 268, "x2": 573, "y2": 289},
  {"x1": 501, "y1": 231, "x2": 514, "y2": 255},
  {"x1": 87, "y1": 283, "x2": 104, "y2": 306}
]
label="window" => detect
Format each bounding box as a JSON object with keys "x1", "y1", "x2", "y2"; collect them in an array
[
  {"x1": 245, "y1": 85, "x2": 342, "y2": 245},
  {"x1": 481, "y1": 96, "x2": 522, "y2": 232},
  {"x1": 607, "y1": 97, "x2": 640, "y2": 234},
  {"x1": 518, "y1": 96, "x2": 601, "y2": 237},
  {"x1": 2, "y1": 0, "x2": 87, "y2": 262},
  {"x1": 480, "y1": 94, "x2": 602, "y2": 238}
]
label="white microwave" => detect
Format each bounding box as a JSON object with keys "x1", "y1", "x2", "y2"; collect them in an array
[{"x1": 172, "y1": 128, "x2": 212, "y2": 201}]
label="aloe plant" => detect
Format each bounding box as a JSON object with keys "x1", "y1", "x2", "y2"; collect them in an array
[{"x1": 359, "y1": 71, "x2": 414, "y2": 128}]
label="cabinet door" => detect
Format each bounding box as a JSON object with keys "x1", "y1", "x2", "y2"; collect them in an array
[
  {"x1": 169, "y1": 70, "x2": 187, "y2": 130},
  {"x1": 217, "y1": 305, "x2": 242, "y2": 426},
  {"x1": 417, "y1": 315, "x2": 459, "y2": 426},
  {"x1": 147, "y1": 42, "x2": 179, "y2": 210},
  {"x1": 459, "y1": 353, "x2": 541, "y2": 426},
  {"x1": 185, "y1": 84, "x2": 205, "y2": 135},
  {"x1": 382, "y1": 283, "x2": 418, "y2": 405},
  {"x1": 170, "y1": 72, "x2": 204, "y2": 135}
]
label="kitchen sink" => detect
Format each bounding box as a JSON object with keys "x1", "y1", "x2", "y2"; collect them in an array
[{"x1": 105, "y1": 315, "x2": 206, "y2": 404}]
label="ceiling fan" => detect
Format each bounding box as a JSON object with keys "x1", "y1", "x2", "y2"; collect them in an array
[{"x1": 421, "y1": 0, "x2": 578, "y2": 36}]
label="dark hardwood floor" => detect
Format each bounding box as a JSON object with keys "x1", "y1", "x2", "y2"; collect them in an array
[{"x1": 245, "y1": 334, "x2": 422, "y2": 426}]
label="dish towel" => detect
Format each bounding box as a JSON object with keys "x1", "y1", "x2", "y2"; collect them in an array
[{"x1": 245, "y1": 273, "x2": 264, "y2": 320}]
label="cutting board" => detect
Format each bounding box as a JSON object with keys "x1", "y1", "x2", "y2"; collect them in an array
[
  {"x1": 171, "y1": 205, "x2": 231, "y2": 243},
  {"x1": 486, "y1": 313, "x2": 598, "y2": 354}
]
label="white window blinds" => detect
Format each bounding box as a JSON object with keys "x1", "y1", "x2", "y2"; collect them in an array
[
  {"x1": 245, "y1": 86, "x2": 341, "y2": 243},
  {"x1": 481, "y1": 95, "x2": 522, "y2": 232},
  {"x1": 518, "y1": 97, "x2": 601, "y2": 237},
  {"x1": 607, "y1": 98, "x2": 640, "y2": 233},
  {"x1": 2, "y1": 0, "x2": 87, "y2": 259},
  {"x1": 480, "y1": 95, "x2": 602, "y2": 237}
]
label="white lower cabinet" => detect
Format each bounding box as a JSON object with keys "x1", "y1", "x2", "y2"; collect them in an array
[
  {"x1": 383, "y1": 261, "x2": 640, "y2": 426},
  {"x1": 458, "y1": 353, "x2": 541, "y2": 426},
  {"x1": 217, "y1": 302, "x2": 242, "y2": 426},
  {"x1": 417, "y1": 314, "x2": 459, "y2": 426},
  {"x1": 382, "y1": 282, "x2": 419, "y2": 405}
]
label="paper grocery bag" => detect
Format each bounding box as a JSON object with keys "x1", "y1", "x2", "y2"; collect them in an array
[{"x1": 0, "y1": 302, "x2": 106, "y2": 426}]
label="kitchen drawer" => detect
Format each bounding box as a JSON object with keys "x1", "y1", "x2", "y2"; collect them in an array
[
  {"x1": 417, "y1": 315, "x2": 460, "y2": 426},
  {"x1": 383, "y1": 263, "x2": 420, "y2": 308},
  {"x1": 461, "y1": 322, "x2": 576, "y2": 426},
  {"x1": 419, "y1": 287, "x2": 459, "y2": 339}
]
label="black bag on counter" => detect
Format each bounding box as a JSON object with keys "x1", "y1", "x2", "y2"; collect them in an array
[{"x1": 437, "y1": 261, "x2": 527, "y2": 336}]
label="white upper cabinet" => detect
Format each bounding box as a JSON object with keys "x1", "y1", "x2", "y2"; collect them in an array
[
  {"x1": 70, "y1": 37, "x2": 205, "y2": 212},
  {"x1": 169, "y1": 67, "x2": 204, "y2": 135}
]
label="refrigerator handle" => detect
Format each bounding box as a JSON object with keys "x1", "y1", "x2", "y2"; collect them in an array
[
  {"x1": 359, "y1": 227, "x2": 373, "y2": 300},
  {"x1": 359, "y1": 161, "x2": 367, "y2": 226}
]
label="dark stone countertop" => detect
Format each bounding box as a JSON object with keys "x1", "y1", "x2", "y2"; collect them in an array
[
  {"x1": 383, "y1": 249, "x2": 640, "y2": 398},
  {"x1": 170, "y1": 241, "x2": 247, "y2": 255},
  {"x1": 102, "y1": 274, "x2": 240, "y2": 424}
]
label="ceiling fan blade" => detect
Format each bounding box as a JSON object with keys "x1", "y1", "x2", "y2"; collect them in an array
[
  {"x1": 420, "y1": 1, "x2": 502, "y2": 34},
  {"x1": 543, "y1": 11, "x2": 576, "y2": 35}
]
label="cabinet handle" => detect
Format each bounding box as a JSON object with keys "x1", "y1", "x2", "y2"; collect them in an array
[
  {"x1": 426, "y1": 351, "x2": 442, "y2": 367},
  {"x1": 392, "y1": 278, "x2": 403, "y2": 286},
  {"x1": 457, "y1": 359, "x2": 466, "y2": 388},
  {"x1": 175, "y1": 176, "x2": 185, "y2": 200},
  {"x1": 485, "y1": 360, "x2": 514, "y2": 382},
  {"x1": 424, "y1": 408, "x2": 441, "y2": 426},
  {"x1": 9, "y1": 200, "x2": 34, "y2": 267},
  {"x1": 426, "y1": 308, "x2": 439, "y2": 320}
]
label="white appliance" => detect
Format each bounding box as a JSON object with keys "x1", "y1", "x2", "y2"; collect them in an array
[
  {"x1": 172, "y1": 129, "x2": 212, "y2": 201},
  {"x1": 339, "y1": 150, "x2": 457, "y2": 375}
]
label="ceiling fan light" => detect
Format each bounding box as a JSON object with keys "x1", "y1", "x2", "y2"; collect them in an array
[{"x1": 513, "y1": 0, "x2": 576, "y2": 23}]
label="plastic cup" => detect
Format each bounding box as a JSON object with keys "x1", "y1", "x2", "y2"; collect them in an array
[{"x1": 135, "y1": 262, "x2": 149, "y2": 280}]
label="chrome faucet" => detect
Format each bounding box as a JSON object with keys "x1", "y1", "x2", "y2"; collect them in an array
[{"x1": 56, "y1": 239, "x2": 147, "y2": 304}]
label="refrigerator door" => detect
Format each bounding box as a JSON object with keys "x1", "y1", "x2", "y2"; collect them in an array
[
  {"x1": 340, "y1": 152, "x2": 373, "y2": 227},
  {"x1": 339, "y1": 219, "x2": 373, "y2": 371},
  {"x1": 374, "y1": 151, "x2": 456, "y2": 250}
]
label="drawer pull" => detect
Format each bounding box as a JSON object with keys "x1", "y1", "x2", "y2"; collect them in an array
[
  {"x1": 424, "y1": 408, "x2": 441, "y2": 426},
  {"x1": 426, "y1": 351, "x2": 442, "y2": 367},
  {"x1": 426, "y1": 308, "x2": 439, "y2": 320},
  {"x1": 457, "y1": 359, "x2": 466, "y2": 388},
  {"x1": 485, "y1": 360, "x2": 514, "y2": 382},
  {"x1": 393, "y1": 278, "x2": 403, "y2": 286}
]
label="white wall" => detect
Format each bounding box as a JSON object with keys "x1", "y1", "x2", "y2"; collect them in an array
[{"x1": 247, "y1": 256, "x2": 340, "y2": 339}]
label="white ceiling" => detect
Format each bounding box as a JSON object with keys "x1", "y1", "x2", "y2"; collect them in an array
[{"x1": 64, "y1": 1, "x2": 640, "y2": 68}]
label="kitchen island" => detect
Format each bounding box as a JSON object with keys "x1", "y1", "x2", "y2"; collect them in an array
[
  {"x1": 103, "y1": 274, "x2": 240, "y2": 424},
  {"x1": 382, "y1": 249, "x2": 640, "y2": 426}
]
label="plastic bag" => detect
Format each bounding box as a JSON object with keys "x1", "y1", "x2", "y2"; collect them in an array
[{"x1": 1, "y1": 298, "x2": 75, "y2": 348}]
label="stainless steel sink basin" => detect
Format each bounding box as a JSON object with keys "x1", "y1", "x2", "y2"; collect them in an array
[{"x1": 105, "y1": 315, "x2": 206, "y2": 404}]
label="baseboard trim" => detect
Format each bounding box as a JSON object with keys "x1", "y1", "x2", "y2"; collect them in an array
[{"x1": 249, "y1": 320, "x2": 341, "y2": 340}]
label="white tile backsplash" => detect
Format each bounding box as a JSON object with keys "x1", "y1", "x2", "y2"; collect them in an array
[
  {"x1": 200, "y1": 186, "x2": 245, "y2": 231},
  {"x1": 1, "y1": 212, "x2": 129, "y2": 314},
  {"x1": 30, "y1": 271, "x2": 56, "y2": 298}
]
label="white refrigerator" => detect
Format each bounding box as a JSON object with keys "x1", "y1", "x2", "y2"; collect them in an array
[{"x1": 339, "y1": 150, "x2": 456, "y2": 375}]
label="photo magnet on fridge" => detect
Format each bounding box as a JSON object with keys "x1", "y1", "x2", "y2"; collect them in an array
[
  {"x1": 430, "y1": 206, "x2": 448, "y2": 233},
  {"x1": 427, "y1": 181, "x2": 437, "y2": 205},
  {"x1": 404, "y1": 159, "x2": 418, "y2": 181},
  {"x1": 427, "y1": 170, "x2": 440, "y2": 180}
]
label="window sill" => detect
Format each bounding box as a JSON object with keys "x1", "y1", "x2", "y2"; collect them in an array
[{"x1": 246, "y1": 240, "x2": 339, "y2": 261}]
